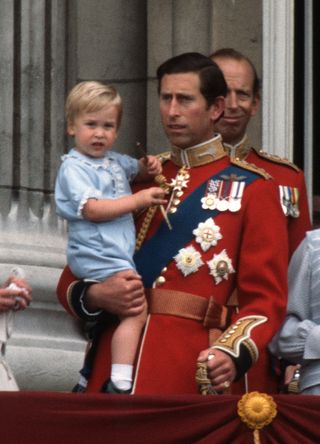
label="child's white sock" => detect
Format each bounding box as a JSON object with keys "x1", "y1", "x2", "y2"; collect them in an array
[
  {"x1": 111, "y1": 364, "x2": 133, "y2": 391},
  {"x1": 78, "y1": 375, "x2": 88, "y2": 388}
]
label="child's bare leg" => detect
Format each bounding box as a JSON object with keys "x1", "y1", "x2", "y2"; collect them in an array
[{"x1": 110, "y1": 303, "x2": 148, "y2": 391}]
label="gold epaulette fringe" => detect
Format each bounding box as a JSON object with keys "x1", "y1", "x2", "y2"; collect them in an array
[
  {"x1": 253, "y1": 147, "x2": 300, "y2": 172},
  {"x1": 231, "y1": 157, "x2": 272, "y2": 180}
]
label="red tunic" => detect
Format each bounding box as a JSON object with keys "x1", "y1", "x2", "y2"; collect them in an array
[{"x1": 57, "y1": 142, "x2": 288, "y2": 395}]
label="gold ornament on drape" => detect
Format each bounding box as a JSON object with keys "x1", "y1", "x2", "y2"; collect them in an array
[{"x1": 237, "y1": 391, "x2": 277, "y2": 444}]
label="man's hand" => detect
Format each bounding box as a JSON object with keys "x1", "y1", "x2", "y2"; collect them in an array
[
  {"x1": 85, "y1": 269, "x2": 146, "y2": 317},
  {"x1": 197, "y1": 347, "x2": 237, "y2": 393}
]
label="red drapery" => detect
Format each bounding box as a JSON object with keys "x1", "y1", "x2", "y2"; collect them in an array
[{"x1": 0, "y1": 392, "x2": 319, "y2": 444}]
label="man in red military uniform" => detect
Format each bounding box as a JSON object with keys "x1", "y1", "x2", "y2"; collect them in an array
[
  {"x1": 57, "y1": 53, "x2": 288, "y2": 395},
  {"x1": 211, "y1": 48, "x2": 311, "y2": 392},
  {"x1": 211, "y1": 48, "x2": 311, "y2": 256}
]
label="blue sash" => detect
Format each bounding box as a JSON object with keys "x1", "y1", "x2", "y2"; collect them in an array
[{"x1": 134, "y1": 165, "x2": 260, "y2": 287}]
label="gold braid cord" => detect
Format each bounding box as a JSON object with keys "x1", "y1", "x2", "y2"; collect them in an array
[
  {"x1": 135, "y1": 173, "x2": 173, "y2": 251},
  {"x1": 195, "y1": 362, "x2": 216, "y2": 395},
  {"x1": 135, "y1": 206, "x2": 157, "y2": 251},
  {"x1": 237, "y1": 392, "x2": 277, "y2": 444}
]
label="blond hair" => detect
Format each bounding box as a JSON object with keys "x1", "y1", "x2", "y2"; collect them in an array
[{"x1": 65, "y1": 81, "x2": 123, "y2": 128}]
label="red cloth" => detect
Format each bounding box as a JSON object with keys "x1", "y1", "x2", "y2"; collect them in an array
[
  {"x1": 245, "y1": 149, "x2": 311, "y2": 257},
  {"x1": 0, "y1": 392, "x2": 319, "y2": 444}
]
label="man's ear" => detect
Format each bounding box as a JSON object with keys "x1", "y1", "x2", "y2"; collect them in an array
[
  {"x1": 251, "y1": 93, "x2": 260, "y2": 116},
  {"x1": 210, "y1": 96, "x2": 225, "y2": 123}
]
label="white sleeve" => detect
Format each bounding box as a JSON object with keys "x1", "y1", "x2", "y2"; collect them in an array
[{"x1": 269, "y1": 236, "x2": 318, "y2": 363}]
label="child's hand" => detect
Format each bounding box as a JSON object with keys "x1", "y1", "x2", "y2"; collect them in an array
[
  {"x1": 139, "y1": 155, "x2": 162, "y2": 178},
  {"x1": 146, "y1": 155, "x2": 162, "y2": 176},
  {"x1": 136, "y1": 155, "x2": 163, "y2": 182},
  {"x1": 135, "y1": 187, "x2": 167, "y2": 210}
]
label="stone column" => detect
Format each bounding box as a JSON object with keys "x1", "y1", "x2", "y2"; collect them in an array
[
  {"x1": 262, "y1": 0, "x2": 294, "y2": 158},
  {"x1": 0, "y1": 0, "x2": 86, "y2": 391}
]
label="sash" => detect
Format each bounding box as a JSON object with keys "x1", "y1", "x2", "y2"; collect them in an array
[{"x1": 134, "y1": 165, "x2": 260, "y2": 287}]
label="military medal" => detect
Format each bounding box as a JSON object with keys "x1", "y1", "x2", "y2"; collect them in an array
[
  {"x1": 207, "y1": 179, "x2": 220, "y2": 194},
  {"x1": 216, "y1": 198, "x2": 229, "y2": 212},
  {"x1": 216, "y1": 180, "x2": 229, "y2": 211},
  {"x1": 207, "y1": 249, "x2": 235, "y2": 284},
  {"x1": 201, "y1": 193, "x2": 217, "y2": 210},
  {"x1": 228, "y1": 199, "x2": 241, "y2": 212},
  {"x1": 203, "y1": 175, "x2": 246, "y2": 213},
  {"x1": 279, "y1": 186, "x2": 288, "y2": 215},
  {"x1": 174, "y1": 246, "x2": 204, "y2": 276},
  {"x1": 290, "y1": 187, "x2": 300, "y2": 218},
  {"x1": 201, "y1": 179, "x2": 220, "y2": 210},
  {"x1": 228, "y1": 181, "x2": 245, "y2": 212},
  {"x1": 218, "y1": 174, "x2": 246, "y2": 212},
  {"x1": 279, "y1": 186, "x2": 300, "y2": 218},
  {"x1": 193, "y1": 218, "x2": 223, "y2": 252}
]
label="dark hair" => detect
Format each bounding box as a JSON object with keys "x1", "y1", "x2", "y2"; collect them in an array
[
  {"x1": 156, "y1": 52, "x2": 227, "y2": 107},
  {"x1": 210, "y1": 48, "x2": 260, "y2": 96}
]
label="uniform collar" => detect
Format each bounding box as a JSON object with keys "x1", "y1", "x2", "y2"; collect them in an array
[
  {"x1": 223, "y1": 134, "x2": 251, "y2": 160},
  {"x1": 170, "y1": 134, "x2": 226, "y2": 167}
]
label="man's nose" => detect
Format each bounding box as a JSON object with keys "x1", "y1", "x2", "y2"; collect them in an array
[
  {"x1": 226, "y1": 92, "x2": 238, "y2": 109},
  {"x1": 168, "y1": 98, "x2": 180, "y2": 116}
]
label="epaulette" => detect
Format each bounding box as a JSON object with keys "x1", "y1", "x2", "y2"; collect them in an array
[
  {"x1": 231, "y1": 157, "x2": 272, "y2": 180},
  {"x1": 157, "y1": 151, "x2": 171, "y2": 164},
  {"x1": 252, "y1": 146, "x2": 300, "y2": 172}
]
